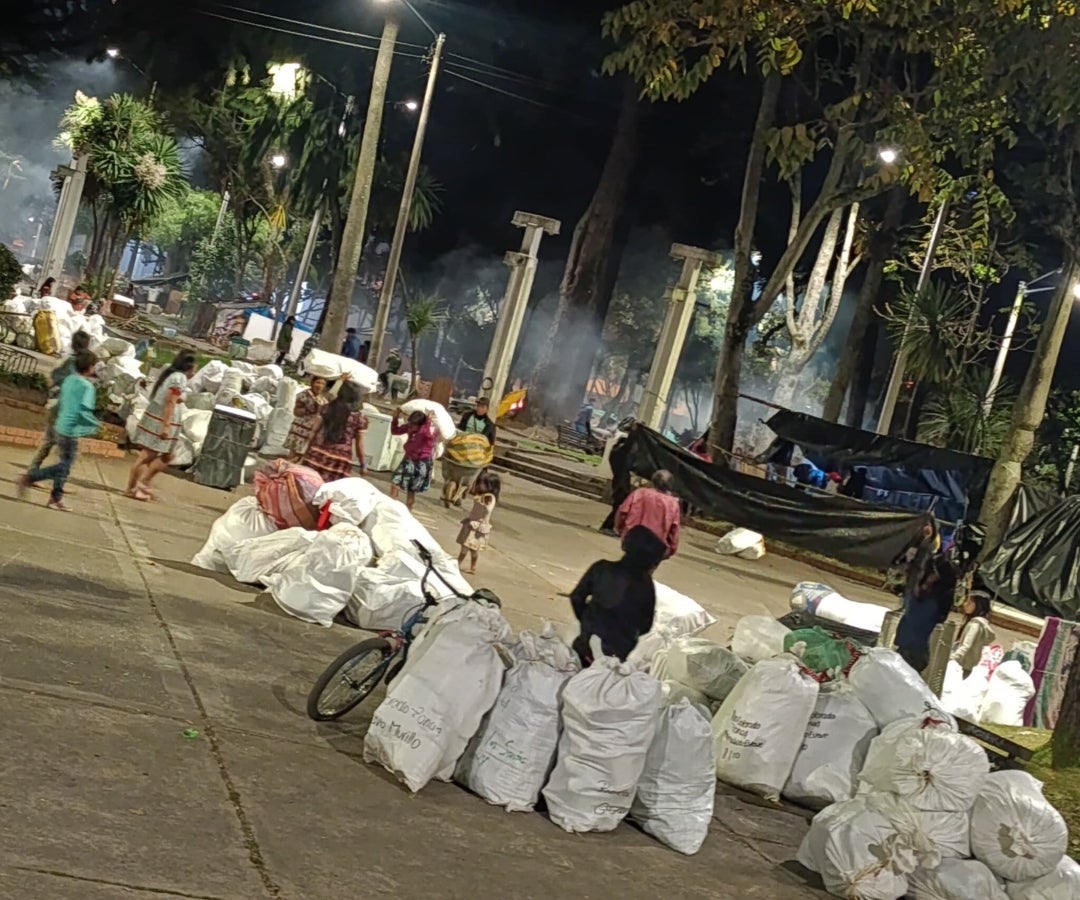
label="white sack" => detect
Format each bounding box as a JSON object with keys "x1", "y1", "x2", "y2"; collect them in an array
[
  {"x1": 730, "y1": 615, "x2": 790, "y2": 663},
  {"x1": 848, "y1": 647, "x2": 955, "y2": 729},
  {"x1": 650, "y1": 582, "x2": 717, "y2": 638},
  {"x1": 248, "y1": 375, "x2": 278, "y2": 398},
  {"x1": 260, "y1": 408, "x2": 293, "y2": 455},
  {"x1": 400, "y1": 398, "x2": 456, "y2": 442},
  {"x1": 94, "y1": 336, "x2": 135, "y2": 358},
  {"x1": 215, "y1": 367, "x2": 245, "y2": 406},
  {"x1": 910, "y1": 859, "x2": 1008, "y2": 900},
  {"x1": 979, "y1": 660, "x2": 1035, "y2": 727},
  {"x1": 914, "y1": 809, "x2": 972, "y2": 860},
  {"x1": 815, "y1": 593, "x2": 890, "y2": 634},
  {"x1": 970, "y1": 771, "x2": 1068, "y2": 882},
  {"x1": 302, "y1": 348, "x2": 379, "y2": 391},
  {"x1": 783, "y1": 681, "x2": 878, "y2": 810},
  {"x1": 346, "y1": 550, "x2": 427, "y2": 631},
  {"x1": 713, "y1": 656, "x2": 818, "y2": 801},
  {"x1": 404, "y1": 597, "x2": 511, "y2": 673},
  {"x1": 125, "y1": 393, "x2": 150, "y2": 444},
  {"x1": 542, "y1": 647, "x2": 663, "y2": 833},
  {"x1": 630, "y1": 698, "x2": 715, "y2": 855},
  {"x1": 169, "y1": 438, "x2": 195, "y2": 468},
  {"x1": 222, "y1": 527, "x2": 319, "y2": 585},
  {"x1": 184, "y1": 391, "x2": 217, "y2": 411},
  {"x1": 859, "y1": 721, "x2": 988, "y2": 812},
  {"x1": 363, "y1": 498, "x2": 443, "y2": 560},
  {"x1": 266, "y1": 523, "x2": 373, "y2": 627},
  {"x1": 797, "y1": 796, "x2": 911, "y2": 900},
  {"x1": 1006, "y1": 856, "x2": 1080, "y2": 900},
  {"x1": 737, "y1": 540, "x2": 766, "y2": 560},
  {"x1": 181, "y1": 409, "x2": 213, "y2": 450},
  {"x1": 314, "y1": 477, "x2": 385, "y2": 527},
  {"x1": 715, "y1": 527, "x2": 764, "y2": 556},
  {"x1": 253, "y1": 364, "x2": 283, "y2": 380},
  {"x1": 237, "y1": 392, "x2": 272, "y2": 425},
  {"x1": 275, "y1": 376, "x2": 300, "y2": 411},
  {"x1": 455, "y1": 626, "x2": 578, "y2": 812},
  {"x1": 191, "y1": 496, "x2": 277, "y2": 573},
  {"x1": 665, "y1": 636, "x2": 748, "y2": 702},
  {"x1": 661, "y1": 679, "x2": 712, "y2": 716},
  {"x1": 186, "y1": 359, "x2": 229, "y2": 394},
  {"x1": 363, "y1": 613, "x2": 509, "y2": 792}
]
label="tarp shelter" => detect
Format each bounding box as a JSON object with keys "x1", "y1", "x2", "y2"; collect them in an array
[
  {"x1": 980, "y1": 494, "x2": 1080, "y2": 620},
  {"x1": 765, "y1": 410, "x2": 995, "y2": 526},
  {"x1": 622, "y1": 426, "x2": 930, "y2": 570}
]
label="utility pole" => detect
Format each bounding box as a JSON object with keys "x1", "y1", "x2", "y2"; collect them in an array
[
  {"x1": 638, "y1": 244, "x2": 722, "y2": 430},
  {"x1": 369, "y1": 32, "x2": 446, "y2": 369},
  {"x1": 321, "y1": 15, "x2": 399, "y2": 352},
  {"x1": 983, "y1": 269, "x2": 1059, "y2": 415},
  {"x1": 480, "y1": 211, "x2": 561, "y2": 413},
  {"x1": 274, "y1": 204, "x2": 323, "y2": 341},
  {"x1": 877, "y1": 198, "x2": 949, "y2": 435},
  {"x1": 40, "y1": 154, "x2": 88, "y2": 287}
]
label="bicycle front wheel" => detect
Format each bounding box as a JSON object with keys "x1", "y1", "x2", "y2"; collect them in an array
[{"x1": 307, "y1": 638, "x2": 395, "y2": 721}]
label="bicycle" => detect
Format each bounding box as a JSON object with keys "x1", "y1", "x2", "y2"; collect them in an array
[{"x1": 306, "y1": 539, "x2": 502, "y2": 721}]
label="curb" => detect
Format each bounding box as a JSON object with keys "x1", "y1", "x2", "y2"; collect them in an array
[{"x1": 0, "y1": 426, "x2": 126, "y2": 460}]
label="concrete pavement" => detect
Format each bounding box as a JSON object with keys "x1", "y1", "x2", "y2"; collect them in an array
[{"x1": 0, "y1": 445, "x2": 889, "y2": 898}]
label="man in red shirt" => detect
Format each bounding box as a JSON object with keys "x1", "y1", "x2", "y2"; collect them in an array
[{"x1": 615, "y1": 469, "x2": 681, "y2": 560}]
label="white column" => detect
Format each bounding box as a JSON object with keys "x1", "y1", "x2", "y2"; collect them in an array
[
  {"x1": 40, "y1": 154, "x2": 88, "y2": 286},
  {"x1": 638, "y1": 243, "x2": 722, "y2": 430},
  {"x1": 480, "y1": 211, "x2": 560, "y2": 412}
]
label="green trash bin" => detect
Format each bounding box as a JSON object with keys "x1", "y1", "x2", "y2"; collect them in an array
[{"x1": 228, "y1": 336, "x2": 251, "y2": 359}]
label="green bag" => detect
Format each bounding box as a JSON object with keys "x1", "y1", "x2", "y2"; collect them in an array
[{"x1": 783, "y1": 627, "x2": 854, "y2": 677}]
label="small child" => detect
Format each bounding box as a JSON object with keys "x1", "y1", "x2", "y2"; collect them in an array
[
  {"x1": 29, "y1": 329, "x2": 92, "y2": 469},
  {"x1": 568, "y1": 525, "x2": 668, "y2": 667},
  {"x1": 456, "y1": 469, "x2": 500, "y2": 575},
  {"x1": 19, "y1": 350, "x2": 99, "y2": 511},
  {"x1": 390, "y1": 409, "x2": 437, "y2": 510}
]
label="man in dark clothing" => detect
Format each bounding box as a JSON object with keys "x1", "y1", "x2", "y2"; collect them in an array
[
  {"x1": 599, "y1": 430, "x2": 633, "y2": 536},
  {"x1": 341, "y1": 328, "x2": 361, "y2": 359},
  {"x1": 276, "y1": 316, "x2": 295, "y2": 365},
  {"x1": 358, "y1": 340, "x2": 371, "y2": 365},
  {"x1": 568, "y1": 525, "x2": 668, "y2": 666},
  {"x1": 458, "y1": 397, "x2": 497, "y2": 444},
  {"x1": 574, "y1": 396, "x2": 596, "y2": 436}
]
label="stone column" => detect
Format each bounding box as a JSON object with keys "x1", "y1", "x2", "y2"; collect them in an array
[
  {"x1": 637, "y1": 242, "x2": 722, "y2": 430},
  {"x1": 480, "y1": 211, "x2": 561, "y2": 413},
  {"x1": 40, "y1": 154, "x2": 88, "y2": 287}
]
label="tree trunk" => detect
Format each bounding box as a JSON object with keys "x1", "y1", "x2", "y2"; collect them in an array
[
  {"x1": 529, "y1": 79, "x2": 640, "y2": 423},
  {"x1": 846, "y1": 317, "x2": 879, "y2": 428},
  {"x1": 824, "y1": 187, "x2": 906, "y2": 423},
  {"x1": 709, "y1": 71, "x2": 782, "y2": 457},
  {"x1": 981, "y1": 250, "x2": 1080, "y2": 554},
  {"x1": 1052, "y1": 643, "x2": 1080, "y2": 769}
]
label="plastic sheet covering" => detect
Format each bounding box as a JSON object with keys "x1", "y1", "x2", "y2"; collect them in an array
[
  {"x1": 980, "y1": 495, "x2": 1080, "y2": 619},
  {"x1": 623, "y1": 426, "x2": 931, "y2": 570}
]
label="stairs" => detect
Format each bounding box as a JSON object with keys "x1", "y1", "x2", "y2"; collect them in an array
[{"x1": 492, "y1": 445, "x2": 608, "y2": 502}]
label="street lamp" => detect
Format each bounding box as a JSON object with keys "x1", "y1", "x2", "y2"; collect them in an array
[
  {"x1": 878, "y1": 147, "x2": 899, "y2": 165},
  {"x1": 270, "y1": 153, "x2": 287, "y2": 169},
  {"x1": 106, "y1": 47, "x2": 120, "y2": 58},
  {"x1": 403, "y1": 99, "x2": 419, "y2": 112}
]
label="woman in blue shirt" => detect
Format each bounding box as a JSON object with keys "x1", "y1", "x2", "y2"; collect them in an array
[{"x1": 18, "y1": 351, "x2": 99, "y2": 511}]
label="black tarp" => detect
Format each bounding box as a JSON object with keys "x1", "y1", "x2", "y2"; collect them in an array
[
  {"x1": 765, "y1": 410, "x2": 995, "y2": 523},
  {"x1": 980, "y1": 495, "x2": 1080, "y2": 620},
  {"x1": 623, "y1": 426, "x2": 930, "y2": 570}
]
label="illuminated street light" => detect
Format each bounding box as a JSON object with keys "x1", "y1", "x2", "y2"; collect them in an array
[
  {"x1": 269, "y1": 62, "x2": 303, "y2": 99},
  {"x1": 270, "y1": 153, "x2": 287, "y2": 169},
  {"x1": 878, "y1": 147, "x2": 899, "y2": 165},
  {"x1": 404, "y1": 99, "x2": 419, "y2": 112},
  {"x1": 106, "y1": 48, "x2": 120, "y2": 58}
]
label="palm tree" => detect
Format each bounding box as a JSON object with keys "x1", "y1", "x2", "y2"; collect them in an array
[
  {"x1": 403, "y1": 294, "x2": 447, "y2": 393},
  {"x1": 58, "y1": 92, "x2": 186, "y2": 293},
  {"x1": 881, "y1": 282, "x2": 980, "y2": 386},
  {"x1": 917, "y1": 369, "x2": 1016, "y2": 456}
]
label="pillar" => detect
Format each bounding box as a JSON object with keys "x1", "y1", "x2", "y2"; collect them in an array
[
  {"x1": 637, "y1": 242, "x2": 722, "y2": 431},
  {"x1": 480, "y1": 211, "x2": 561, "y2": 413},
  {"x1": 40, "y1": 154, "x2": 88, "y2": 288}
]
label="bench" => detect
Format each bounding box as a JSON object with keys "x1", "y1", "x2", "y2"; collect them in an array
[{"x1": 556, "y1": 422, "x2": 602, "y2": 455}]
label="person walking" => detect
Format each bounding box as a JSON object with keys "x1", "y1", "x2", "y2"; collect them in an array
[
  {"x1": 18, "y1": 350, "x2": 99, "y2": 511},
  {"x1": 568, "y1": 525, "x2": 668, "y2": 666},
  {"x1": 615, "y1": 469, "x2": 681, "y2": 560},
  {"x1": 275, "y1": 315, "x2": 295, "y2": 365},
  {"x1": 456, "y1": 469, "x2": 500, "y2": 575},
  {"x1": 895, "y1": 553, "x2": 957, "y2": 673},
  {"x1": 29, "y1": 330, "x2": 91, "y2": 470},
  {"x1": 341, "y1": 327, "x2": 361, "y2": 360},
  {"x1": 125, "y1": 351, "x2": 197, "y2": 501},
  {"x1": 302, "y1": 382, "x2": 368, "y2": 483},
  {"x1": 574, "y1": 396, "x2": 596, "y2": 436},
  {"x1": 599, "y1": 429, "x2": 634, "y2": 536},
  {"x1": 389, "y1": 409, "x2": 437, "y2": 510},
  {"x1": 458, "y1": 397, "x2": 496, "y2": 444},
  {"x1": 284, "y1": 374, "x2": 329, "y2": 462}
]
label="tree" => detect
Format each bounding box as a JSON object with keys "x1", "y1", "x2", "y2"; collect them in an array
[
  {"x1": 1052, "y1": 650, "x2": 1080, "y2": 770},
  {"x1": 917, "y1": 370, "x2": 1015, "y2": 457},
  {"x1": 403, "y1": 294, "x2": 447, "y2": 392},
  {"x1": 146, "y1": 188, "x2": 226, "y2": 275},
  {"x1": 602, "y1": 0, "x2": 1070, "y2": 455},
  {"x1": 530, "y1": 78, "x2": 641, "y2": 422},
  {"x1": 58, "y1": 91, "x2": 187, "y2": 293},
  {"x1": 0, "y1": 243, "x2": 21, "y2": 299},
  {"x1": 1031, "y1": 390, "x2": 1080, "y2": 494}
]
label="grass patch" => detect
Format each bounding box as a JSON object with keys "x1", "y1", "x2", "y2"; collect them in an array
[
  {"x1": 512, "y1": 437, "x2": 601, "y2": 466},
  {"x1": 987, "y1": 725, "x2": 1080, "y2": 859}
]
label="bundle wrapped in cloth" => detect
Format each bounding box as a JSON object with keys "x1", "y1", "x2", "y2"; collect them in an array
[{"x1": 443, "y1": 432, "x2": 494, "y2": 468}]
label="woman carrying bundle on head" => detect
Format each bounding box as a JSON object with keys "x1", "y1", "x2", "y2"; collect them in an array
[{"x1": 302, "y1": 381, "x2": 367, "y2": 483}]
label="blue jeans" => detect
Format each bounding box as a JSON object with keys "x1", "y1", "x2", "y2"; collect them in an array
[{"x1": 27, "y1": 433, "x2": 78, "y2": 502}]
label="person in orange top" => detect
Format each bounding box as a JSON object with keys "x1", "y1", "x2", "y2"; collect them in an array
[{"x1": 614, "y1": 469, "x2": 681, "y2": 560}]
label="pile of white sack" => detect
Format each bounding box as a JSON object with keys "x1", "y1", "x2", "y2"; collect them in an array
[
  {"x1": 129, "y1": 359, "x2": 299, "y2": 469},
  {"x1": 941, "y1": 655, "x2": 1038, "y2": 730},
  {"x1": 1, "y1": 295, "x2": 109, "y2": 354}
]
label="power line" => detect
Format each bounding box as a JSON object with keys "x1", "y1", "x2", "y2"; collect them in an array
[
  {"x1": 441, "y1": 68, "x2": 591, "y2": 120},
  {"x1": 442, "y1": 56, "x2": 562, "y2": 92},
  {"x1": 197, "y1": 9, "x2": 428, "y2": 59},
  {"x1": 214, "y1": 4, "x2": 429, "y2": 49}
]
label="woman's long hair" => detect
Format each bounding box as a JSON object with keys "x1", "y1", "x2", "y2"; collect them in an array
[
  {"x1": 322, "y1": 382, "x2": 361, "y2": 444},
  {"x1": 153, "y1": 351, "x2": 197, "y2": 398}
]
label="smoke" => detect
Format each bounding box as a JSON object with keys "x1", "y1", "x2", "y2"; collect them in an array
[{"x1": 0, "y1": 58, "x2": 126, "y2": 255}]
